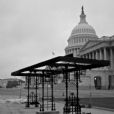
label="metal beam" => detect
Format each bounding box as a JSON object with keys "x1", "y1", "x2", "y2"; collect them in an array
[{"x1": 11, "y1": 55, "x2": 110, "y2": 77}]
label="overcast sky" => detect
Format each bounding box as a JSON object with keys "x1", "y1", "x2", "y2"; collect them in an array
[{"x1": 0, "y1": 0, "x2": 114, "y2": 79}]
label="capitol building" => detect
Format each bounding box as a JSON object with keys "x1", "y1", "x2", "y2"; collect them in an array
[{"x1": 65, "y1": 6, "x2": 114, "y2": 90}]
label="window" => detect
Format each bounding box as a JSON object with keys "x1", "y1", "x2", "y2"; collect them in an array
[{"x1": 94, "y1": 76, "x2": 101, "y2": 89}]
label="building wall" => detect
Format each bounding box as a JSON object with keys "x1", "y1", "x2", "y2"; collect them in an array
[
  {"x1": 84, "y1": 69, "x2": 114, "y2": 89},
  {"x1": 78, "y1": 37, "x2": 114, "y2": 89}
]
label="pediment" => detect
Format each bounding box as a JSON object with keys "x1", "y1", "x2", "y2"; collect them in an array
[{"x1": 81, "y1": 40, "x2": 100, "y2": 51}]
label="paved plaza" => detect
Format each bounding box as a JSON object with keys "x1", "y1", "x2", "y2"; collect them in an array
[
  {"x1": 0, "y1": 88, "x2": 114, "y2": 114},
  {"x1": 0, "y1": 101, "x2": 114, "y2": 114},
  {"x1": 56, "y1": 102, "x2": 114, "y2": 114}
]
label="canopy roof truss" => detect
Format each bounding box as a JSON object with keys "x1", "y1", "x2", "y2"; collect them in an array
[{"x1": 11, "y1": 54, "x2": 110, "y2": 77}]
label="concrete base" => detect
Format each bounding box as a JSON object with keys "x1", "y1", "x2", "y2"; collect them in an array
[{"x1": 36, "y1": 111, "x2": 59, "y2": 114}]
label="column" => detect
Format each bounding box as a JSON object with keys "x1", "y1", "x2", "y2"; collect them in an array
[
  {"x1": 90, "y1": 52, "x2": 92, "y2": 59},
  {"x1": 76, "y1": 48, "x2": 77, "y2": 55},
  {"x1": 110, "y1": 48, "x2": 114, "y2": 70},
  {"x1": 94, "y1": 52, "x2": 96, "y2": 59},
  {"x1": 99, "y1": 49, "x2": 103, "y2": 60},
  {"x1": 96, "y1": 50, "x2": 99, "y2": 60},
  {"x1": 92, "y1": 52, "x2": 95, "y2": 59},
  {"x1": 88, "y1": 53, "x2": 91, "y2": 59},
  {"x1": 104, "y1": 47, "x2": 107, "y2": 60}
]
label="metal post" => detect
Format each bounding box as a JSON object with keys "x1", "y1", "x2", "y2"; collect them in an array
[
  {"x1": 65, "y1": 71, "x2": 68, "y2": 108},
  {"x1": 19, "y1": 80, "x2": 22, "y2": 99},
  {"x1": 51, "y1": 75, "x2": 55, "y2": 111},
  {"x1": 89, "y1": 76, "x2": 92, "y2": 108},
  {"x1": 76, "y1": 71, "x2": 78, "y2": 107},
  {"x1": 63, "y1": 65, "x2": 69, "y2": 114},
  {"x1": 41, "y1": 71, "x2": 44, "y2": 111},
  {"x1": 71, "y1": 94, "x2": 73, "y2": 114},
  {"x1": 75, "y1": 71, "x2": 81, "y2": 114},
  {"x1": 47, "y1": 80, "x2": 49, "y2": 110},
  {"x1": 35, "y1": 74, "x2": 38, "y2": 107},
  {"x1": 26, "y1": 76, "x2": 30, "y2": 107}
]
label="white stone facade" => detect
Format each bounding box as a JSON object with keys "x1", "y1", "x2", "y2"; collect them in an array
[{"x1": 65, "y1": 7, "x2": 114, "y2": 89}]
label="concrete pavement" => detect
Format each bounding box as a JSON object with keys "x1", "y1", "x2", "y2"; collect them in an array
[{"x1": 0, "y1": 102, "x2": 114, "y2": 114}]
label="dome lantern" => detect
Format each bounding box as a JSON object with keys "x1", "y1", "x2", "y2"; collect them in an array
[{"x1": 79, "y1": 6, "x2": 87, "y2": 24}]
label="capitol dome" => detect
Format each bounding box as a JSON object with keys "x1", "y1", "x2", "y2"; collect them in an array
[
  {"x1": 71, "y1": 23, "x2": 96, "y2": 36},
  {"x1": 71, "y1": 6, "x2": 97, "y2": 37},
  {"x1": 65, "y1": 6, "x2": 98, "y2": 57}
]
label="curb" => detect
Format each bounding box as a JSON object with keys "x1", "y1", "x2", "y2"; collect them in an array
[{"x1": 93, "y1": 106, "x2": 114, "y2": 112}]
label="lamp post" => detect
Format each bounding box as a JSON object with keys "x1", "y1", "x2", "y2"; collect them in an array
[
  {"x1": 86, "y1": 75, "x2": 92, "y2": 108},
  {"x1": 47, "y1": 79, "x2": 49, "y2": 110},
  {"x1": 89, "y1": 76, "x2": 92, "y2": 108}
]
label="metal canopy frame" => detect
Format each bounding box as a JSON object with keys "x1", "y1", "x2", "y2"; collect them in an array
[
  {"x1": 11, "y1": 54, "x2": 110, "y2": 113},
  {"x1": 11, "y1": 54, "x2": 109, "y2": 76}
]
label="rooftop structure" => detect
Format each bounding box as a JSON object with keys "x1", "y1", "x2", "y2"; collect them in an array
[{"x1": 11, "y1": 54, "x2": 109, "y2": 114}]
